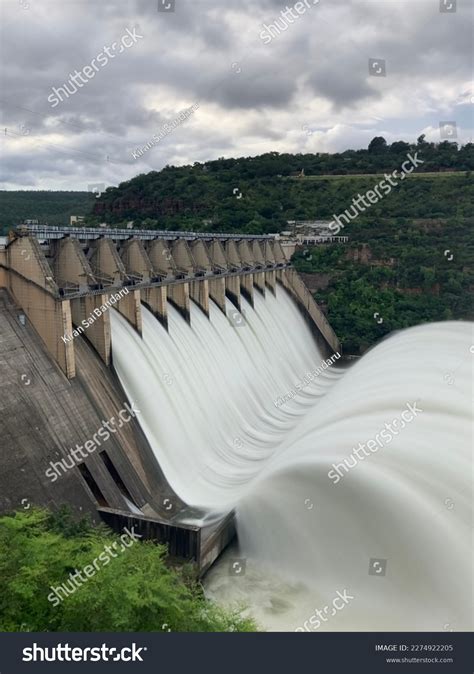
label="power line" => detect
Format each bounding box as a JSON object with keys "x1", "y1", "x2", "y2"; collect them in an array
[
  {"x1": 1, "y1": 127, "x2": 124, "y2": 164},
  {"x1": 0, "y1": 98, "x2": 127, "y2": 141}
]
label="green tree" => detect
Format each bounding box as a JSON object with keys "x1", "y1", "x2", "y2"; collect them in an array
[
  {"x1": 368, "y1": 136, "x2": 388, "y2": 153},
  {"x1": 0, "y1": 509, "x2": 257, "y2": 633}
]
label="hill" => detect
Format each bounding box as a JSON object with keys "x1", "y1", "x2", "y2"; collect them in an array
[
  {"x1": 0, "y1": 191, "x2": 95, "y2": 233},
  {"x1": 292, "y1": 219, "x2": 474, "y2": 353},
  {"x1": 2, "y1": 138, "x2": 472, "y2": 353},
  {"x1": 90, "y1": 137, "x2": 474, "y2": 233}
]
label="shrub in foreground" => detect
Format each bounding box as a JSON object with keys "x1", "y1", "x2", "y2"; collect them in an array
[{"x1": 0, "y1": 508, "x2": 256, "y2": 632}]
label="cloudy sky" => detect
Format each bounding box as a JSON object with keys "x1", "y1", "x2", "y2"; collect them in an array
[{"x1": 0, "y1": 0, "x2": 472, "y2": 190}]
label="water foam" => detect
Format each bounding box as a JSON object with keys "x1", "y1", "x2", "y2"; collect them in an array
[{"x1": 110, "y1": 287, "x2": 473, "y2": 631}]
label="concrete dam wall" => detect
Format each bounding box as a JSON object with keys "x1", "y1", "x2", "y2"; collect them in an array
[{"x1": 0, "y1": 225, "x2": 340, "y2": 574}]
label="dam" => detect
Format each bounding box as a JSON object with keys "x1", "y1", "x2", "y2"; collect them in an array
[
  {"x1": 0, "y1": 223, "x2": 339, "y2": 575},
  {"x1": 0, "y1": 223, "x2": 471, "y2": 631}
]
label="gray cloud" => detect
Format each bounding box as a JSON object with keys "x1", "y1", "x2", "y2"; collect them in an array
[{"x1": 0, "y1": 0, "x2": 472, "y2": 189}]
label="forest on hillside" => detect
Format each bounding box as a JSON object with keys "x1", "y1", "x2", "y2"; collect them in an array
[
  {"x1": 292, "y1": 218, "x2": 474, "y2": 353},
  {"x1": 89, "y1": 136, "x2": 474, "y2": 232},
  {"x1": 2, "y1": 138, "x2": 472, "y2": 353},
  {"x1": 0, "y1": 191, "x2": 94, "y2": 232},
  {"x1": 1, "y1": 138, "x2": 472, "y2": 235}
]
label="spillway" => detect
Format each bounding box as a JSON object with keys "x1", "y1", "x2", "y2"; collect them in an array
[{"x1": 110, "y1": 287, "x2": 473, "y2": 632}]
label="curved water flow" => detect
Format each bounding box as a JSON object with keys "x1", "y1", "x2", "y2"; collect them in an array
[{"x1": 110, "y1": 287, "x2": 472, "y2": 631}]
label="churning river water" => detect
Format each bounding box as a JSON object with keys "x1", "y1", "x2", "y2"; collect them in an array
[{"x1": 110, "y1": 287, "x2": 472, "y2": 632}]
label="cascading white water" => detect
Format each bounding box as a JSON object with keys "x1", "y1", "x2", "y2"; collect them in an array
[{"x1": 110, "y1": 287, "x2": 473, "y2": 632}]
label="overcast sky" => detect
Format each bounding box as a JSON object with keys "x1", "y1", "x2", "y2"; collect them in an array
[{"x1": 0, "y1": 0, "x2": 472, "y2": 190}]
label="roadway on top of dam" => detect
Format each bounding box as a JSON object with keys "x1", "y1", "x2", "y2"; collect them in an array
[
  {"x1": 8, "y1": 224, "x2": 291, "y2": 301},
  {"x1": 16, "y1": 224, "x2": 277, "y2": 242}
]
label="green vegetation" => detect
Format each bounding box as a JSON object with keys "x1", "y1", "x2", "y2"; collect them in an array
[
  {"x1": 0, "y1": 508, "x2": 256, "y2": 632},
  {"x1": 90, "y1": 170, "x2": 473, "y2": 234},
  {"x1": 88, "y1": 137, "x2": 473, "y2": 232},
  {"x1": 1, "y1": 138, "x2": 471, "y2": 352},
  {"x1": 1, "y1": 139, "x2": 472, "y2": 235},
  {"x1": 293, "y1": 170, "x2": 468, "y2": 180},
  {"x1": 0, "y1": 191, "x2": 95, "y2": 232},
  {"x1": 292, "y1": 218, "x2": 474, "y2": 353}
]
